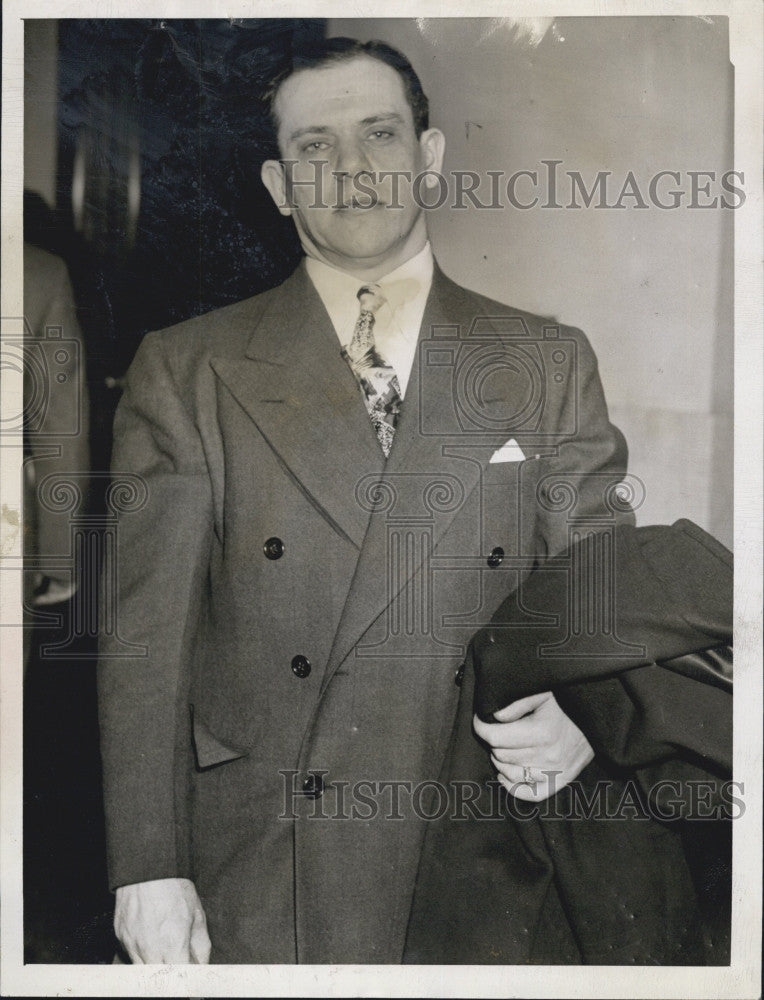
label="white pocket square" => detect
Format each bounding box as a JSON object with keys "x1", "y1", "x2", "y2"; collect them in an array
[{"x1": 489, "y1": 438, "x2": 527, "y2": 464}]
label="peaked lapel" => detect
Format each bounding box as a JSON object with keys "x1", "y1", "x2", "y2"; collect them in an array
[
  {"x1": 320, "y1": 266, "x2": 498, "y2": 688},
  {"x1": 210, "y1": 262, "x2": 385, "y2": 550}
]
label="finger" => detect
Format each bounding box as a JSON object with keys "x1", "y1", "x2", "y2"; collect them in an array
[
  {"x1": 498, "y1": 768, "x2": 556, "y2": 802},
  {"x1": 159, "y1": 937, "x2": 192, "y2": 964},
  {"x1": 121, "y1": 927, "x2": 190, "y2": 964},
  {"x1": 492, "y1": 691, "x2": 552, "y2": 723},
  {"x1": 120, "y1": 938, "x2": 144, "y2": 964},
  {"x1": 473, "y1": 715, "x2": 526, "y2": 748},
  {"x1": 491, "y1": 758, "x2": 550, "y2": 787},
  {"x1": 491, "y1": 740, "x2": 566, "y2": 769},
  {"x1": 129, "y1": 937, "x2": 172, "y2": 963},
  {"x1": 190, "y1": 912, "x2": 212, "y2": 964},
  {"x1": 496, "y1": 771, "x2": 539, "y2": 801},
  {"x1": 472, "y1": 713, "x2": 501, "y2": 745},
  {"x1": 190, "y1": 934, "x2": 212, "y2": 964},
  {"x1": 474, "y1": 713, "x2": 545, "y2": 749},
  {"x1": 492, "y1": 755, "x2": 539, "y2": 785},
  {"x1": 113, "y1": 913, "x2": 135, "y2": 961},
  {"x1": 492, "y1": 691, "x2": 552, "y2": 724},
  {"x1": 506, "y1": 777, "x2": 541, "y2": 802},
  {"x1": 114, "y1": 920, "x2": 145, "y2": 964},
  {"x1": 490, "y1": 744, "x2": 541, "y2": 765},
  {"x1": 156, "y1": 920, "x2": 192, "y2": 963}
]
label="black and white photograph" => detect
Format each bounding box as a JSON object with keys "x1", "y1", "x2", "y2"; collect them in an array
[{"x1": 1, "y1": 3, "x2": 762, "y2": 998}]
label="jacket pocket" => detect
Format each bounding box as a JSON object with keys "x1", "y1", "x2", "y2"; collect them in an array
[{"x1": 190, "y1": 704, "x2": 249, "y2": 771}]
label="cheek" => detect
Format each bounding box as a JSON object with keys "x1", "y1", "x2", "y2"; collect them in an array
[
  {"x1": 377, "y1": 152, "x2": 426, "y2": 207},
  {"x1": 372, "y1": 144, "x2": 418, "y2": 174},
  {"x1": 294, "y1": 206, "x2": 335, "y2": 237},
  {"x1": 287, "y1": 158, "x2": 335, "y2": 205}
]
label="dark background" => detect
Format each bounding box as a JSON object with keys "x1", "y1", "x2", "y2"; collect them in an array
[{"x1": 24, "y1": 18, "x2": 324, "y2": 963}]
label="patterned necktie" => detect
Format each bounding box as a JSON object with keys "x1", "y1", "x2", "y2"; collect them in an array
[{"x1": 342, "y1": 284, "x2": 402, "y2": 457}]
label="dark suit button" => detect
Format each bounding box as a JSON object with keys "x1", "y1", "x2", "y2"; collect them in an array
[
  {"x1": 263, "y1": 536, "x2": 285, "y2": 560},
  {"x1": 454, "y1": 662, "x2": 466, "y2": 687},
  {"x1": 291, "y1": 655, "x2": 311, "y2": 678},
  {"x1": 302, "y1": 773, "x2": 324, "y2": 798},
  {"x1": 487, "y1": 546, "x2": 504, "y2": 568}
]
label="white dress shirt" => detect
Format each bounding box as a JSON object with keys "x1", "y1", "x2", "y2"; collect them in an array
[{"x1": 305, "y1": 243, "x2": 434, "y2": 398}]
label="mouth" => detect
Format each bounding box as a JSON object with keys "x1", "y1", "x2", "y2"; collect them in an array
[{"x1": 334, "y1": 199, "x2": 388, "y2": 212}]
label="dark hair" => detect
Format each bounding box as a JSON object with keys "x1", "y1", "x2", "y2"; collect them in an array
[{"x1": 264, "y1": 37, "x2": 430, "y2": 145}]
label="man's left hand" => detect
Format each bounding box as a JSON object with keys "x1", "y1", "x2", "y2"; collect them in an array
[{"x1": 473, "y1": 691, "x2": 594, "y2": 801}]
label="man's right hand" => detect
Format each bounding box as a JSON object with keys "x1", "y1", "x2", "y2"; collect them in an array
[{"x1": 114, "y1": 877, "x2": 211, "y2": 963}]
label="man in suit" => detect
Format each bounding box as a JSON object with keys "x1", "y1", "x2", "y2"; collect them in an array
[{"x1": 99, "y1": 38, "x2": 630, "y2": 963}]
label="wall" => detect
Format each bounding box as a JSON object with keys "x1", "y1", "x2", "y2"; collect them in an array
[
  {"x1": 24, "y1": 20, "x2": 58, "y2": 208},
  {"x1": 328, "y1": 16, "x2": 734, "y2": 547}
]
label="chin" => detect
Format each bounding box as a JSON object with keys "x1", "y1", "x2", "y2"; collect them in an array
[
  {"x1": 341, "y1": 238, "x2": 399, "y2": 260},
  {"x1": 324, "y1": 220, "x2": 407, "y2": 261}
]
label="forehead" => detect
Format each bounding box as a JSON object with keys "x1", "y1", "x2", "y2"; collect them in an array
[{"x1": 275, "y1": 55, "x2": 413, "y2": 134}]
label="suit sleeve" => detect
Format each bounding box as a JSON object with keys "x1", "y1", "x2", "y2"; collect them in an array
[
  {"x1": 98, "y1": 331, "x2": 213, "y2": 890},
  {"x1": 532, "y1": 327, "x2": 634, "y2": 561}
]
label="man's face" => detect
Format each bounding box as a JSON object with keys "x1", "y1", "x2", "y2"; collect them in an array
[{"x1": 261, "y1": 55, "x2": 445, "y2": 274}]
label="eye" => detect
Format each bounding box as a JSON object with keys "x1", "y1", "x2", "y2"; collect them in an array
[
  {"x1": 303, "y1": 140, "x2": 330, "y2": 152},
  {"x1": 367, "y1": 130, "x2": 394, "y2": 142}
]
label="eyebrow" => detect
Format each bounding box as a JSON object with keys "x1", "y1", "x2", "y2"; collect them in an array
[
  {"x1": 287, "y1": 113, "x2": 405, "y2": 143},
  {"x1": 359, "y1": 113, "x2": 405, "y2": 127},
  {"x1": 288, "y1": 125, "x2": 332, "y2": 142}
]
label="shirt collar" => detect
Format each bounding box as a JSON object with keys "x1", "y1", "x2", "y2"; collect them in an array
[{"x1": 305, "y1": 243, "x2": 434, "y2": 332}]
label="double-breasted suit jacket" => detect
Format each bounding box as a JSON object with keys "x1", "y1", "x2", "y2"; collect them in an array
[{"x1": 98, "y1": 259, "x2": 632, "y2": 963}]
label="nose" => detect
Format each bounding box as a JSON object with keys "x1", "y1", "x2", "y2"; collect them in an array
[{"x1": 334, "y1": 137, "x2": 373, "y2": 179}]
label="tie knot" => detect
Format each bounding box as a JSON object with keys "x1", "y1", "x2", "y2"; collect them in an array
[{"x1": 357, "y1": 283, "x2": 385, "y2": 314}]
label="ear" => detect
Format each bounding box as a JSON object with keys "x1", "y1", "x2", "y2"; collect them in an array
[
  {"x1": 261, "y1": 159, "x2": 292, "y2": 216},
  {"x1": 418, "y1": 128, "x2": 446, "y2": 184}
]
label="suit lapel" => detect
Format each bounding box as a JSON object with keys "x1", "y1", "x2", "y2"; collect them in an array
[{"x1": 210, "y1": 263, "x2": 384, "y2": 550}]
